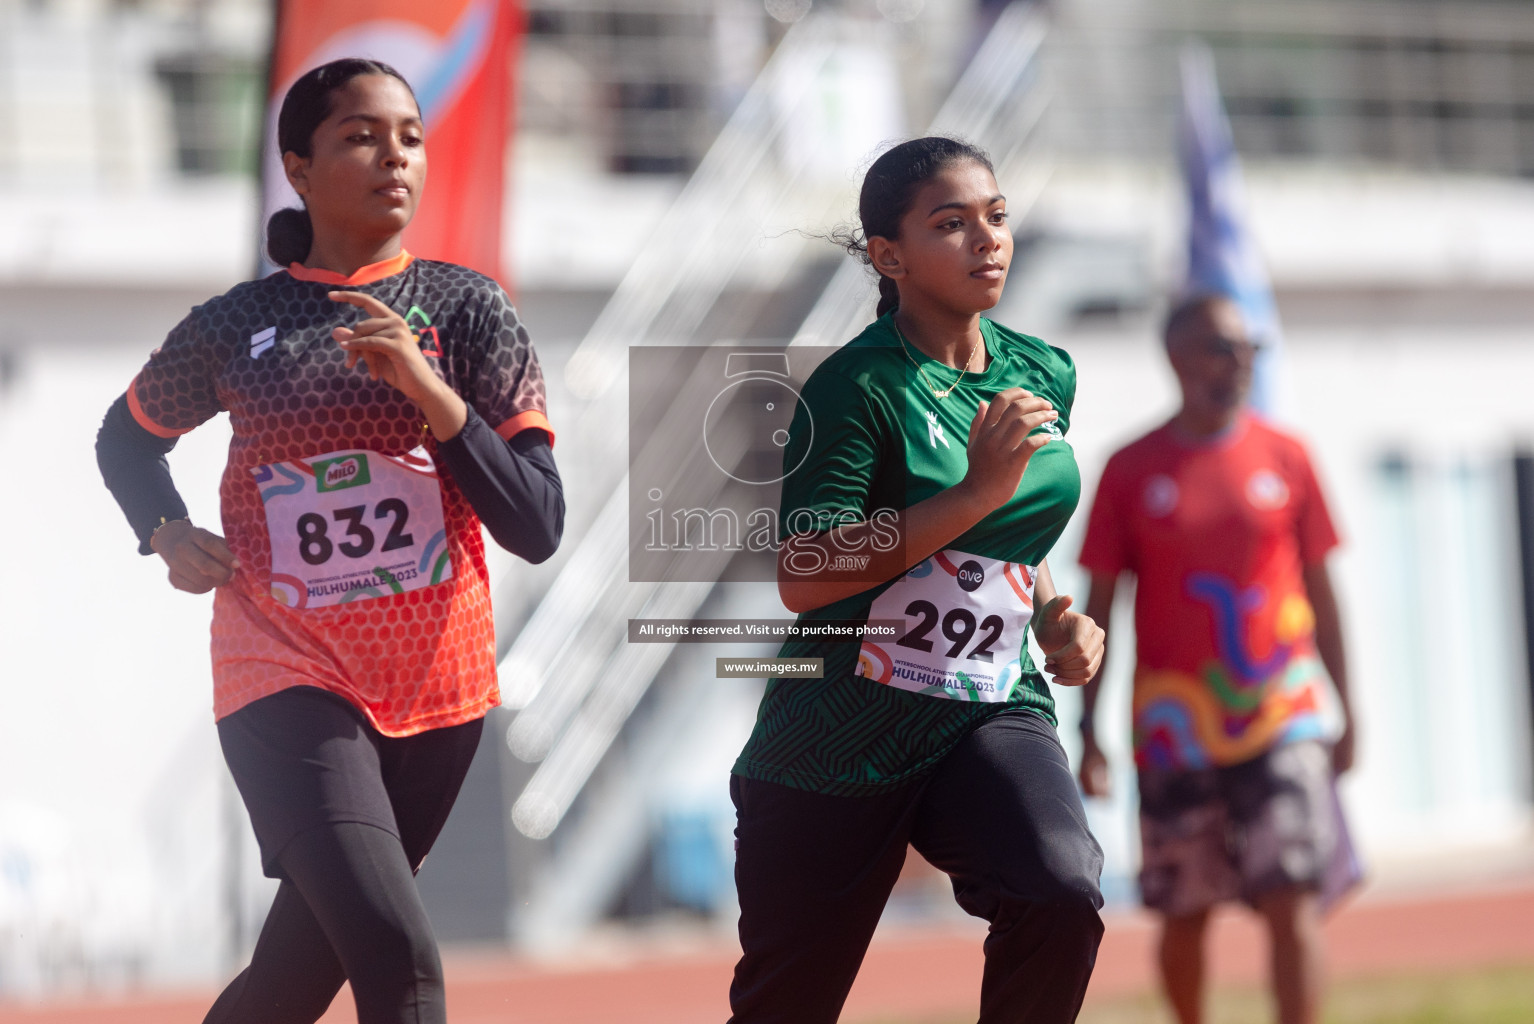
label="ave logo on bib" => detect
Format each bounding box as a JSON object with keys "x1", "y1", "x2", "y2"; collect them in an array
[
  {"x1": 856, "y1": 549, "x2": 1036, "y2": 702},
  {"x1": 252, "y1": 446, "x2": 452, "y2": 609}
]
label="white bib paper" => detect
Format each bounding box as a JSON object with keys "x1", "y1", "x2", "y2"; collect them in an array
[
  {"x1": 856, "y1": 550, "x2": 1036, "y2": 702},
  {"x1": 252, "y1": 447, "x2": 452, "y2": 609}
]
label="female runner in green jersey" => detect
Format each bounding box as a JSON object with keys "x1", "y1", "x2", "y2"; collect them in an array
[{"x1": 728, "y1": 137, "x2": 1106, "y2": 1023}]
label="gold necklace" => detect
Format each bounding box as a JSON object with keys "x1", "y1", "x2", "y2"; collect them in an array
[{"x1": 894, "y1": 317, "x2": 980, "y2": 399}]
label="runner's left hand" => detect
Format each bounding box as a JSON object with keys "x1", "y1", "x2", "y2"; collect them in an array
[
  {"x1": 1033, "y1": 595, "x2": 1104, "y2": 687},
  {"x1": 329, "y1": 290, "x2": 445, "y2": 406}
]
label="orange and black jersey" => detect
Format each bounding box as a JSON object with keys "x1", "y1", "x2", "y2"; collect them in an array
[
  {"x1": 128, "y1": 251, "x2": 551, "y2": 446},
  {"x1": 97, "y1": 252, "x2": 562, "y2": 736}
]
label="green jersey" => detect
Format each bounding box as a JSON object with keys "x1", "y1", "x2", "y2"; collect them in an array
[{"x1": 733, "y1": 313, "x2": 1082, "y2": 796}]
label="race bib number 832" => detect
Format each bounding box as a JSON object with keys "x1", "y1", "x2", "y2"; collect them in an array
[{"x1": 252, "y1": 447, "x2": 452, "y2": 609}]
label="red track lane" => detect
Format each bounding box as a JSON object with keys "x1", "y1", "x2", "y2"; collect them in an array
[{"x1": 4, "y1": 882, "x2": 1534, "y2": 1023}]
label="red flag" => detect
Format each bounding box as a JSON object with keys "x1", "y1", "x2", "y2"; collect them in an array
[{"x1": 261, "y1": 0, "x2": 521, "y2": 285}]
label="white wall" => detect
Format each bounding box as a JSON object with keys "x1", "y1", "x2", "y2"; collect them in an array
[{"x1": 0, "y1": 344, "x2": 259, "y2": 990}]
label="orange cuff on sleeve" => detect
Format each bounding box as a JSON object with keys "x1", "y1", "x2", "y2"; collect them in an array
[
  {"x1": 126, "y1": 373, "x2": 193, "y2": 439},
  {"x1": 494, "y1": 409, "x2": 554, "y2": 447}
]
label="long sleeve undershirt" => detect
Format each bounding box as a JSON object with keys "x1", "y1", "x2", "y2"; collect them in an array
[
  {"x1": 96, "y1": 395, "x2": 564, "y2": 564},
  {"x1": 96, "y1": 395, "x2": 189, "y2": 555},
  {"x1": 433, "y1": 405, "x2": 563, "y2": 563}
]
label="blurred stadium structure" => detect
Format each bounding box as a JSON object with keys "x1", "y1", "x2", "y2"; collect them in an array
[{"x1": 4, "y1": 0, "x2": 1534, "y2": 1003}]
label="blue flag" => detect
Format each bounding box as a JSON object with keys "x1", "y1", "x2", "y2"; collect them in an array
[{"x1": 1179, "y1": 42, "x2": 1283, "y2": 416}]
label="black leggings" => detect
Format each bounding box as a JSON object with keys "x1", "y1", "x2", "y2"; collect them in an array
[
  {"x1": 207, "y1": 688, "x2": 483, "y2": 1024},
  {"x1": 729, "y1": 710, "x2": 1105, "y2": 1024},
  {"x1": 204, "y1": 822, "x2": 443, "y2": 1024}
]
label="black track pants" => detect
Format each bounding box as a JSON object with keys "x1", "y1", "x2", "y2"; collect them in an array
[
  {"x1": 203, "y1": 822, "x2": 443, "y2": 1024},
  {"x1": 729, "y1": 710, "x2": 1105, "y2": 1024},
  {"x1": 206, "y1": 689, "x2": 483, "y2": 1024}
]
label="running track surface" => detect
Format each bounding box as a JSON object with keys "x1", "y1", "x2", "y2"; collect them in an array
[{"x1": 4, "y1": 880, "x2": 1534, "y2": 1023}]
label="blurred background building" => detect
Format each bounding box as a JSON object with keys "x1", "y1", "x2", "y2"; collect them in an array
[{"x1": 3, "y1": 0, "x2": 1534, "y2": 1003}]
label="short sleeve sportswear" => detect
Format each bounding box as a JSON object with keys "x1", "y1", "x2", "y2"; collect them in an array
[
  {"x1": 126, "y1": 252, "x2": 551, "y2": 736},
  {"x1": 733, "y1": 314, "x2": 1081, "y2": 796},
  {"x1": 1078, "y1": 414, "x2": 1339, "y2": 770}
]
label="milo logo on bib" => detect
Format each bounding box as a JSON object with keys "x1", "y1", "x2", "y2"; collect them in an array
[{"x1": 314, "y1": 454, "x2": 371, "y2": 493}]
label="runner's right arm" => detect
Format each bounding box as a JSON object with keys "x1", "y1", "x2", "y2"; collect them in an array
[
  {"x1": 96, "y1": 394, "x2": 238, "y2": 592},
  {"x1": 96, "y1": 393, "x2": 190, "y2": 554},
  {"x1": 779, "y1": 388, "x2": 1057, "y2": 613},
  {"x1": 98, "y1": 303, "x2": 238, "y2": 591}
]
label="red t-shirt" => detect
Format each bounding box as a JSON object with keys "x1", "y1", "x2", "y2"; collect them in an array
[
  {"x1": 1078, "y1": 414, "x2": 1338, "y2": 770},
  {"x1": 127, "y1": 252, "x2": 551, "y2": 736}
]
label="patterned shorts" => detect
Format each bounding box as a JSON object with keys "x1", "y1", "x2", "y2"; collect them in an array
[{"x1": 1137, "y1": 740, "x2": 1339, "y2": 917}]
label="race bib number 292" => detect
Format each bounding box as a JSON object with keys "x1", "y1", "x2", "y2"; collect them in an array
[
  {"x1": 856, "y1": 550, "x2": 1035, "y2": 703},
  {"x1": 252, "y1": 447, "x2": 452, "y2": 609}
]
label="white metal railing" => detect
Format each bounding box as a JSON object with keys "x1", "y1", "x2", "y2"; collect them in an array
[{"x1": 497, "y1": 12, "x2": 853, "y2": 752}]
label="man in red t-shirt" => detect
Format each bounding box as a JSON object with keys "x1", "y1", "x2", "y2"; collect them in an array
[{"x1": 1077, "y1": 295, "x2": 1356, "y2": 1024}]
